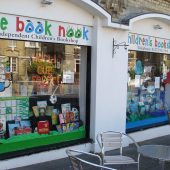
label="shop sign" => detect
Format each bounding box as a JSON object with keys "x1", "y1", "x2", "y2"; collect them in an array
[
  {"x1": 0, "y1": 13, "x2": 92, "y2": 46},
  {"x1": 128, "y1": 33, "x2": 170, "y2": 54}
]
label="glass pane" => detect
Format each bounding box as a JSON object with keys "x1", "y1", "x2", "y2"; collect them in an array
[
  {"x1": 127, "y1": 51, "x2": 170, "y2": 131},
  {"x1": 0, "y1": 39, "x2": 88, "y2": 141}
]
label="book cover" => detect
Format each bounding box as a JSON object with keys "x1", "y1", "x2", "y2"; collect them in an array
[
  {"x1": 51, "y1": 113, "x2": 58, "y2": 125},
  {"x1": 37, "y1": 101, "x2": 47, "y2": 109},
  {"x1": 56, "y1": 124, "x2": 62, "y2": 133},
  {"x1": 59, "y1": 113, "x2": 65, "y2": 124},
  {"x1": 32, "y1": 106, "x2": 39, "y2": 117},
  {"x1": 8, "y1": 122, "x2": 20, "y2": 137},
  {"x1": 69, "y1": 112, "x2": 74, "y2": 122},
  {"x1": 61, "y1": 123, "x2": 67, "y2": 132},
  {"x1": 20, "y1": 120, "x2": 31, "y2": 128},
  {"x1": 69, "y1": 123, "x2": 75, "y2": 131},
  {"x1": 72, "y1": 108, "x2": 79, "y2": 121},
  {"x1": 0, "y1": 115, "x2": 6, "y2": 131},
  {"x1": 61, "y1": 103, "x2": 71, "y2": 114},
  {"x1": 65, "y1": 112, "x2": 70, "y2": 123},
  {"x1": 46, "y1": 106, "x2": 54, "y2": 116},
  {"x1": 37, "y1": 121, "x2": 49, "y2": 134},
  {"x1": 0, "y1": 115, "x2": 6, "y2": 138}
]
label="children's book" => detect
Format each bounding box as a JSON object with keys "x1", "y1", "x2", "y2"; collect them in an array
[
  {"x1": 69, "y1": 112, "x2": 74, "y2": 122},
  {"x1": 61, "y1": 123, "x2": 67, "y2": 132},
  {"x1": 73, "y1": 122, "x2": 80, "y2": 130},
  {"x1": 59, "y1": 113, "x2": 65, "y2": 124},
  {"x1": 51, "y1": 113, "x2": 58, "y2": 125},
  {"x1": 37, "y1": 101, "x2": 47, "y2": 108},
  {"x1": 0, "y1": 115, "x2": 6, "y2": 138},
  {"x1": 65, "y1": 112, "x2": 70, "y2": 123},
  {"x1": 8, "y1": 122, "x2": 20, "y2": 137},
  {"x1": 37, "y1": 101, "x2": 47, "y2": 116},
  {"x1": 69, "y1": 123, "x2": 75, "y2": 131},
  {"x1": 20, "y1": 120, "x2": 31, "y2": 128},
  {"x1": 32, "y1": 106, "x2": 39, "y2": 117},
  {"x1": 37, "y1": 120, "x2": 49, "y2": 134},
  {"x1": 46, "y1": 106, "x2": 54, "y2": 116},
  {"x1": 72, "y1": 108, "x2": 79, "y2": 121},
  {"x1": 56, "y1": 125, "x2": 62, "y2": 133},
  {"x1": 61, "y1": 103, "x2": 71, "y2": 114}
]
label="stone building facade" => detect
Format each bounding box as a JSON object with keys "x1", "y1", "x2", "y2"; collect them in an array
[{"x1": 93, "y1": 0, "x2": 170, "y2": 22}]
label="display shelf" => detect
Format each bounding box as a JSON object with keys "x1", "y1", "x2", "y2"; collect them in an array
[
  {"x1": 126, "y1": 116, "x2": 168, "y2": 132},
  {"x1": 0, "y1": 126, "x2": 85, "y2": 154}
]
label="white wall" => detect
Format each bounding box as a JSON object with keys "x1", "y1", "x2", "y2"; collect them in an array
[
  {"x1": 0, "y1": 0, "x2": 93, "y2": 26},
  {"x1": 130, "y1": 18, "x2": 170, "y2": 38},
  {"x1": 90, "y1": 17, "x2": 128, "y2": 150}
]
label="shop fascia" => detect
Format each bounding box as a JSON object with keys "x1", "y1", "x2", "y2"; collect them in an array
[
  {"x1": 128, "y1": 32, "x2": 170, "y2": 54},
  {"x1": 0, "y1": 13, "x2": 92, "y2": 46}
]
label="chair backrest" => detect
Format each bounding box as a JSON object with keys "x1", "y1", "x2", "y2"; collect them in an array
[
  {"x1": 97, "y1": 131, "x2": 123, "y2": 155},
  {"x1": 66, "y1": 149, "x2": 117, "y2": 170}
]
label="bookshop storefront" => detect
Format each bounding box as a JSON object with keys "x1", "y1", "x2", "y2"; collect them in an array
[
  {"x1": 126, "y1": 16, "x2": 170, "y2": 132},
  {"x1": 0, "y1": 12, "x2": 92, "y2": 158}
]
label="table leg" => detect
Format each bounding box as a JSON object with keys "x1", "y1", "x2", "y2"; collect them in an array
[{"x1": 159, "y1": 160, "x2": 165, "y2": 170}]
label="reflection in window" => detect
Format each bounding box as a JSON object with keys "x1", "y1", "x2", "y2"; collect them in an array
[
  {"x1": 10, "y1": 57, "x2": 17, "y2": 72},
  {"x1": 127, "y1": 51, "x2": 170, "y2": 131}
]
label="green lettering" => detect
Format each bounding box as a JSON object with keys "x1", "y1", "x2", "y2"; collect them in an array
[
  {"x1": 45, "y1": 20, "x2": 52, "y2": 36},
  {"x1": 1, "y1": 17, "x2": 8, "y2": 30},
  {"x1": 67, "y1": 28, "x2": 74, "y2": 38}
]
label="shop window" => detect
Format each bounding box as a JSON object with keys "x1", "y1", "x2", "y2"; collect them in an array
[
  {"x1": 126, "y1": 51, "x2": 170, "y2": 132},
  {"x1": 0, "y1": 39, "x2": 90, "y2": 155}
]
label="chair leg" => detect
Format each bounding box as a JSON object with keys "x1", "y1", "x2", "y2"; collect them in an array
[{"x1": 138, "y1": 154, "x2": 141, "y2": 170}]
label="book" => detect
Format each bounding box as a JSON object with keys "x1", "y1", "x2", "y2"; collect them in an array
[
  {"x1": 51, "y1": 113, "x2": 58, "y2": 125},
  {"x1": 37, "y1": 101, "x2": 47, "y2": 116},
  {"x1": 32, "y1": 106, "x2": 39, "y2": 117},
  {"x1": 0, "y1": 115, "x2": 6, "y2": 138},
  {"x1": 37, "y1": 101, "x2": 47, "y2": 108},
  {"x1": 69, "y1": 112, "x2": 74, "y2": 122},
  {"x1": 61, "y1": 103, "x2": 71, "y2": 114},
  {"x1": 65, "y1": 112, "x2": 70, "y2": 123},
  {"x1": 0, "y1": 115, "x2": 6, "y2": 131},
  {"x1": 20, "y1": 120, "x2": 31, "y2": 128},
  {"x1": 59, "y1": 113, "x2": 65, "y2": 124},
  {"x1": 8, "y1": 122, "x2": 20, "y2": 137},
  {"x1": 37, "y1": 121, "x2": 49, "y2": 134},
  {"x1": 56, "y1": 125, "x2": 62, "y2": 133},
  {"x1": 61, "y1": 123, "x2": 67, "y2": 132},
  {"x1": 46, "y1": 106, "x2": 54, "y2": 116}
]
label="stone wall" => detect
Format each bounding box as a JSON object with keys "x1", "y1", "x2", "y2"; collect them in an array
[{"x1": 93, "y1": 0, "x2": 170, "y2": 22}]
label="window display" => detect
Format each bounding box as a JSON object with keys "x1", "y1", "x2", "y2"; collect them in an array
[
  {"x1": 127, "y1": 51, "x2": 170, "y2": 131},
  {"x1": 0, "y1": 39, "x2": 88, "y2": 154}
]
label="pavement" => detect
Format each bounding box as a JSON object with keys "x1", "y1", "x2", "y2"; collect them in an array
[{"x1": 11, "y1": 135, "x2": 170, "y2": 170}]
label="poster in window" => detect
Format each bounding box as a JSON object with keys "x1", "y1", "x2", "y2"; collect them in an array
[{"x1": 63, "y1": 71, "x2": 74, "y2": 84}]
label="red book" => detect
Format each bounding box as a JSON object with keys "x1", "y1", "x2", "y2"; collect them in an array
[
  {"x1": 37, "y1": 121, "x2": 49, "y2": 134},
  {"x1": 65, "y1": 112, "x2": 70, "y2": 123}
]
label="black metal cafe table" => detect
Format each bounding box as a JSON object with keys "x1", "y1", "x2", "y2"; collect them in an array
[{"x1": 138, "y1": 145, "x2": 170, "y2": 170}]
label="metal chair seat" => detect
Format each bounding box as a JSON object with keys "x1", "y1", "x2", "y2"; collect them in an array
[{"x1": 104, "y1": 155, "x2": 136, "y2": 164}]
